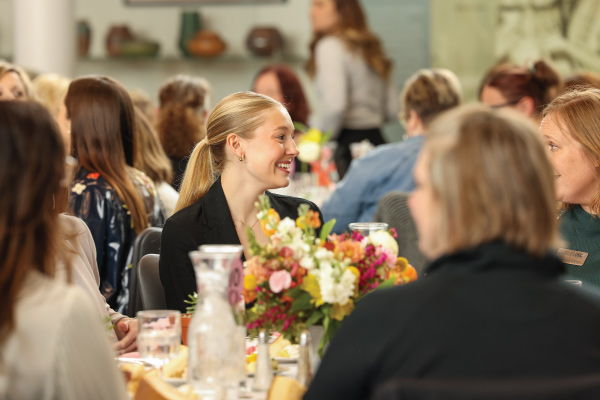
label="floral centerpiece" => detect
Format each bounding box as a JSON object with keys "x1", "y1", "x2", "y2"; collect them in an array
[
  {"x1": 243, "y1": 195, "x2": 417, "y2": 355},
  {"x1": 294, "y1": 123, "x2": 336, "y2": 188}
]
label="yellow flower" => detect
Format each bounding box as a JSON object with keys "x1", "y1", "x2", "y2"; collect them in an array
[
  {"x1": 302, "y1": 128, "x2": 322, "y2": 143},
  {"x1": 301, "y1": 274, "x2": 323, "y2": 307},
  {"x1": 244, "y1": 274, "x2": 257, "y2": 291},
  {"x1": 330, "y1": 301, "x2": 355, "y2": 321}
]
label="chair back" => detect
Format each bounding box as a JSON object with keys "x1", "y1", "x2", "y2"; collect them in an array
[
  {"x1": 373, "y1": 191, "x2": 427, "y2": 276},
  {"x1": 128, "y1": 227, "x2": 162, "y2": 316},
  {"x1": 370, "y1": 374, "x2": 600, "y2": 400},
  {"x1": 137, "y1": 254, "x2": 167, "y2": 311}
]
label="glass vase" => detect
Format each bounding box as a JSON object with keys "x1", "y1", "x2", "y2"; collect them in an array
[
  {"x1": 187, "y1": 245, "x2": 246, "y2": 399},
  {"x1": 348, "y1": 222, "x2": 389, "y2": 236}
]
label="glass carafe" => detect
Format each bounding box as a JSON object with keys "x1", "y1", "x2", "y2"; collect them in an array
[{"x1": 188, "y1": 245, "x2": 246, "y2": 399}]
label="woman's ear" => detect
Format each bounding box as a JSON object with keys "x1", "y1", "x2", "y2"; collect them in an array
[
  {"x1": 226, "y1": 133, "x2": 245, "y2": 160},
  {"x1": 516, "y1": 96, "x2": 535, "y2": 117}
]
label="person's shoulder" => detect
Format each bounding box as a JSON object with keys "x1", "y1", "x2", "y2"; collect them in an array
[
  {"x1": 58, "y1": 213, "x2": 88, "y2": 233},
  {"x1": 316, "y1": 35, "x2": 346, "y2": 54},
  {"x1": 267, "y1": 192, "x2": 320, "y2": 214},
  {"x1": 163, "y1": 197, "x2": 206, "y2": 235},
  {"x1": 70, "y1": 169, "x2": 115, "y2": 197}
]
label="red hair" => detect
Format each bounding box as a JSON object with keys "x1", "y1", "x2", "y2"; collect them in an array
[{"x1": 253, "y1": 64, "x2": 309, "y2": 125}]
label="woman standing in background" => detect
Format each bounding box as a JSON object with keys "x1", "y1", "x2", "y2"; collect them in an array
[
  {"x1": 307, "y1": 0, "x2": 398, "y2": 179},
  {"x1": 156, "y1": 74, "x2": 212, "y2": 191}
]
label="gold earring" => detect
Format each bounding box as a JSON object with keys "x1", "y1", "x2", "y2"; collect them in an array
[{"x1": 239, "y1": 154, "x2": 245, "y2": 162}]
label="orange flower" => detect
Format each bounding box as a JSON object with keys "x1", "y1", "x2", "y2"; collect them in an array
[
  {"x1": 260, "y1": 209, "x2": 280, "y2": 237},
  {"x1": 296, "y1": 210, "x2": 321, "y2": 230},
  {"x1": 335, "y1": 240, "x2": 365, "y2": 264},
  {"x1": 387, "y1": 257, "x2": 418, "y2": 285}
]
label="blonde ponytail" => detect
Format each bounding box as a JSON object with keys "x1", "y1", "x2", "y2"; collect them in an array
[{"x1": 174, "y1": 139, "x2": 213, "y2": 212}]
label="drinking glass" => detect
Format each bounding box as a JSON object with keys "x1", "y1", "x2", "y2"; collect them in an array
[
  {"x1": 136, "y1": 310, "x2": 181, "y2": 370},
  {"x1": 348, "y1": 222, "x2": 389, "y2": 236}
]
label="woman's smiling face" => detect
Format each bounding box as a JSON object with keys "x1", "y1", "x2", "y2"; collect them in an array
[
  {"x1": 241, "y1": 106, "x2": 299, "y2": 190},
  {"x1": 541, "y1": 112, "x2": 599, "y2": 212}
]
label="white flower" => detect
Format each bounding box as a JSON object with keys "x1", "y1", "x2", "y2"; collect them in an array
[
  {"x1": 71, "y1": 183, "x2": 87, "y2": 195},
  {"x1": 299, "y1": 255, "x2": 316, "y2": 271},
  {"x1": 297, "y1": 141, "x2": 321, "y2": 163},
  {"x1": 369, "y1": 230, "x2": 399, "y2": 257},
  {"x1": 319, "y1": 264, "x2": 355, "y2": 305}
]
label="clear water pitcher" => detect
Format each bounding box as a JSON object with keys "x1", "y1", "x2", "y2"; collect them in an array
[{"x1": 187, "y1": 245, "x2": 246, "y2": 399}]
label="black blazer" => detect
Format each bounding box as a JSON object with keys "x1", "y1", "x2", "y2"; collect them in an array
[
  {"x1": 159, "y1": 177, "x2": 322, "y2": 312},
  {"x1": 305, "y1": 242, "x2": 600, "y2": 400}
]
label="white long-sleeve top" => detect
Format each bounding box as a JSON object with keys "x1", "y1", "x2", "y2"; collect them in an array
[
  {"x1": 56, "y1": 214, "x2": 125, "y2": 342},
  {"x1": 312, "y1": 36, "x2": 399, "y2": 139},
  {"x1": 0, "y1": 271, "x2": 128, "y2": 400}
]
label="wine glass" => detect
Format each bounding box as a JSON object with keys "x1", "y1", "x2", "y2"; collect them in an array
[{"x1": 136, "y1": 310, "x2": 181, "y2": 370}]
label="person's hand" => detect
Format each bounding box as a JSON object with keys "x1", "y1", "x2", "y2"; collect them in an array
[{"x1": 113, "y1": 317, "x2": 138, "y2": 356}]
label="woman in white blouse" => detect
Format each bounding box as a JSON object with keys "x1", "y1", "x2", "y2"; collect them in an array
[
  {"x1": 0, "y1": 101, "x2": 127, "y2": 400},
  {"x1": 307, "y1": 0, "x2": 398, "y2": 178}
]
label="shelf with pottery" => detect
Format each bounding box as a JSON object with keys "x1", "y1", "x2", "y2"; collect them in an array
[{"x1": 75, "y1": 54, "x2": 305, "y2": 65}]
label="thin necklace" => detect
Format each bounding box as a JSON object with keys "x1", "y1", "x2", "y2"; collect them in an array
[{"x1": 232, "y1": 217, "x2": 260, "y2": 235}]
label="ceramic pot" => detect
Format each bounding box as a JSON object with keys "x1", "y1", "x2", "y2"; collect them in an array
[
  {"x1": 178, "y1": 11, "x2": 201, "y2": 57},
  {"x1": 105, "y1": 25, "x2": 134, "y2": 57},
  {"x1": 187, "y1": 30, "x2": 226, "y2": 57},
  {"x1": 246, "y1": 26, "x2": 284, "y2": 57}
]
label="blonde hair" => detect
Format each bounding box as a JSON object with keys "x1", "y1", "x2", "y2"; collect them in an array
[
  {"x1": 133, "y1": 107, "x2": 173, "y2": 185},
  {"x1": 32, "y1": 73, "x2": 70, "y2": 117},
  {"x1": 0, "y1": 61, "x2": 35, "y2": 100},
  {"x1": 424, "y1": 104, "x2": 561, "y2": 257},
  {"x1": 175, "y1": 91, "x2": 283, "y2": 213},
  {"x1": 400, "y1": 68, "x2": 462, "y2": 127},
  {"x1": 542, "y1": 88, "x2": 600, "y2": 215}
]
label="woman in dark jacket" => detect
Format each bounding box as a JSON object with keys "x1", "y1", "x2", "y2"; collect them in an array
[
  {"x1": 160, "y1": 92, "x2": 322, "y2": 312},
  {"x1": 305, "y1": 105, "x2": 600, "y2": 400}
]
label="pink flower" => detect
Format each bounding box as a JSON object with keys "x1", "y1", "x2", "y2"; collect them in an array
[{"x1": 269, "y1": 270, "x2": 292, "y2": 293}]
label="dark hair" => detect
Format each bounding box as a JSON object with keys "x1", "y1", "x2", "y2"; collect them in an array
[
  {"x1": 0, "y1": 101, "x2": 67, "y2": 344},
  {"x1": 564, "y1": 72, "x2": 600, "y2": 91},
  {"x1": 306, "y1": 0, "x2": 392, "y2": 80},
  {"x1": 253, "y1": 64, "x2": 309, "y2": 125},
  {"x1": 157, "y1": 74, "x2": 210, "y2": 158},
  {"x1": 65, "y1": 76, "x2": 148, "y2": 234},
  {"x1": 479, "y1": 59, "x2": 562, "y2": 118}
]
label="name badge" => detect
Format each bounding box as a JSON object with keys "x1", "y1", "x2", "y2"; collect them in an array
[{"x1": 557, "y1": 248, "x2": 589, "y2": 266}]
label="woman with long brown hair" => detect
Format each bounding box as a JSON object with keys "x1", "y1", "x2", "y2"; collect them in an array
[
  {"x1": 156, "y1": 74, "x2": 211, "y2": 191},
  {"x1": 66, "y1": 76, "x2": 164, "y2": 314},
  {"x1": 306, "y1": 0, "x2": 398, "y2": 179},
  {"x1": 0, "y1": 101, "x2": 127, "y2": 399}
]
